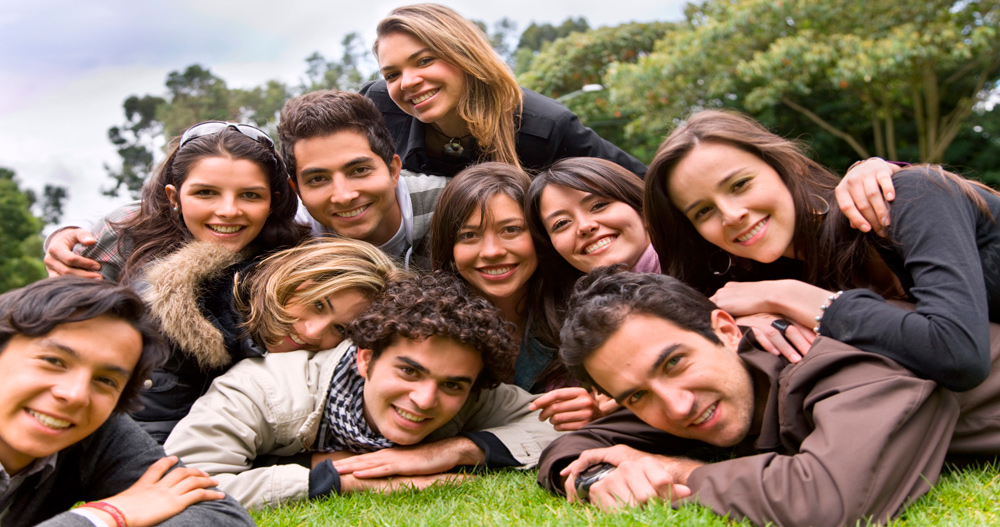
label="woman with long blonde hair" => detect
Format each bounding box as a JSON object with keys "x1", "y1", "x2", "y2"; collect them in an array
[{"x1": 362, "y1": 3, "x2": 646, "y2": 178}]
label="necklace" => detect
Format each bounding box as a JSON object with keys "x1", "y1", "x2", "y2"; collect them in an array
[{"x1": 427, "y1": 124, "x2": 472, "y2": 157}]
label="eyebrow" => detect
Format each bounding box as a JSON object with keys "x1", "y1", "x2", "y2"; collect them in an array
[
  {"x1": 396, "y1": 356, "x2": 475, "y2": 385},
  {"x1": 613, "y1": 343, "x2": 681, "y2": 403},
  {"x1": 380, "y1": 47, "x2": 432, "y2": 73},
  {"x1": 681, "y1": 171, "x2": 743, "y2": 215},
  {"x1": 40, "y1": 339, "x2": 133, "y2": 378}
]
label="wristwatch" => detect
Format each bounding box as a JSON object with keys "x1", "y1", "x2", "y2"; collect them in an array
[{"x1": 574, "y1": 462, "x2": 616, "y2": 502}]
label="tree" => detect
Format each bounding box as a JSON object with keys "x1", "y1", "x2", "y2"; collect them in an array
[
  {"x1": 513, "y1": 17, "x2": 591, "y2": 74},
  {"x1": 0, "y1": 168, "x2": 46, "y2": 293},
  {"x1": 301, "y1": 32, "x2": 378, "y2": 93},
  {"x1": 103, "y1": 94, "x2": 164, "y2": 198},
  {"x1": 608, "y1": 0, "x2": 1000, "y2": 163}
]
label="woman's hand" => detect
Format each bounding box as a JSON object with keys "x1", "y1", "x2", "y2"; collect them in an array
[
  {"x1": 735, "y1": 313, "x2": 815, "y2": 362},
  {"x1": 836, "y1": 158, "x2": 902, "y2": 236},
  {"x1": 711, "y1": 280, "x2": 834, "y2": 334},
  {"x1": 529, "y1": 387, "x2": 616, "y2": 431},
  {"x1": 99, "y1": 456, "x2": 224, "y2": 527}
]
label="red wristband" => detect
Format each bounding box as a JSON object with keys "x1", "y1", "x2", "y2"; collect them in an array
[{"x1": 78, "y1": 501, "x2": 128, "y2": 527}]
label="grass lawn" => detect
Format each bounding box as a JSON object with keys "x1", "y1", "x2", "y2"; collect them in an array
[{"x1": 251, "y1": 461, "x2": 999, "y2": 526}]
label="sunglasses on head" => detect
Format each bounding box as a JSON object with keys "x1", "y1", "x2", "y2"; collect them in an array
[{"x1": 179, "y1": 121, "x2": 275, "y2": 150}]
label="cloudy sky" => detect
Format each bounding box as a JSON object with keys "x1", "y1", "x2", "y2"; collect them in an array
[{"x1": 0, "y1": 0, "x2": 685, "y2": 230}]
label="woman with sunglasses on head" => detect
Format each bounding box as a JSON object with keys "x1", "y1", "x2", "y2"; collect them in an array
[
  {"x1": 134, "y1": 237, "x2": 403, "y2": 442},
  {"x1": 646, "y1": 109, "x2": 1000, "y2": 392},
  {"x1": 43, "y1": 121, "x2": 307, "y2": 284},
  {"x1": 430, "y1": 162, "x2": 615, "y2": 431},
  {"x1": 360, "y1": 3, "x2": 646, "y2": 179}
]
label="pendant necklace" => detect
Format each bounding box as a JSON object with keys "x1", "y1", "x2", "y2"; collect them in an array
[{"x1": 428, "y1": 124, "x2": 472, "y2": 157}]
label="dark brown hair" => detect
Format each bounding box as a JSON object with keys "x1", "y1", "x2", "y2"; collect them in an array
[
  {"x1": 347, "y1": 270, "x2": 515, "y2": 394},
  {"x1": 0, "y1": 276, "x2": 168, "y2": 413},
  {"x1": 116, "y1": 127, "x2": 306, "y2": 286},
  {"x1": 278, "y1": 90, "x2": 397, "y2": 181}
]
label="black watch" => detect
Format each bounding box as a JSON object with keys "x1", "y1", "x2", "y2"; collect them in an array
[{"x1": 574, "y1": 462, "x2": 616, "y2": 502}]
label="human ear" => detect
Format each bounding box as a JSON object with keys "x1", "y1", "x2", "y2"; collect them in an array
[
  {"x1": 287, "y1": 176, "x2": 300, "y2": 197},
  {"x1": 164, "y1": 184, "x2": 180, "y2": 210},
  {"x1": 389, "y1": 155, "x2": 402, "y2": 184},
  {"x1": 356, "y1": 348, "x2": 374, "y2": 380},
  {"x1": 710, "y1": 309, "x2": 743, "y2": 351}
]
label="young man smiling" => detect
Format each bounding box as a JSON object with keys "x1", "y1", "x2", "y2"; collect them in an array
[
  {"x1": 165, "y1": 271, "x2": 560, "y2": 509},
  {"x1": 538, "y1": 267, "x2": 1000, "y2": 527},
  {"x1": 0, "y1": 276, "x2": 253, "y2": 527},
  {"x1": 278, "y1": 89, "x2": 449, "y2": 271}
]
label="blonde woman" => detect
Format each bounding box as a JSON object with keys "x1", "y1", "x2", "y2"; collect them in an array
[
  {"x1": 361, "y1": 3, "x2": 646, "y2": 178},
  {"x1": 135, "y1": 237, "x2": 404, "y2": 442}
]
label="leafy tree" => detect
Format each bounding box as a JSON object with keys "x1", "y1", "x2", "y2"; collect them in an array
[
  {"x1": 103, "y1": 94, "x2": 164, "y2": 197},
  {"x1": 301, "y1": 32, "x2": 378, "y2": 93},
  {"x1": 513, "y1": 17, "x2": 591, "y2": 74},
  {"x1": 0, "y1": 168, "x2": 46, "y2": 293},
  {"x1": 608, "y1": 0, "x2": 1000, "y2": 163},
  {"x1": 519, "y1": 21, "x2": 675, "y2": 162}
]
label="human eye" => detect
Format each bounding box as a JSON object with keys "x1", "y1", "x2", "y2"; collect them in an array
[
  {"x1": 626, "y1": 390, "x2": 647, "y2": 406},
  {"x1": 691, "y1": 204, "x2": 714, "y2": 221},
  {"x1": 591, "y1": 200, "x2": 610, "y2": 212},
  {"x1": 664, "y1": 356, "x2": 683, "y2": 371},
  {"x1": 399, "y1": 366, "x2": 419, "y2": 378},
  {"x1": 333, "y1": 324, "x2": 346, "y2": 335},
  {"x1": 731, "y1": 176, "x2": 752, "y2": 192},
  {"x1": 548, "y1": 218, "x2": 570, "y2": 233},
  {"x1": 304, "y1": 174, "x2": 329, "y2": 186},
  {"x1": 456, "y1": 230, "x2": 478, "y2": 242},
  {"x1": 94, "y1": 376, "x2": 121, "y2": 391},
  {"x1": 240, "y1": 191, "x2": 264, "y2": 200},
  {"x1": 312, "y1": 300, "x2": 326, "y2": 312},
  {"x1": 416, "y1": 56, "x2": 435, "y2": 67},
  {"x1": 39, "y1": 355, "x2": 66, "y2": 368},
  {"x1": 383, "y1": 70, "x2": 400, "y2": 82},
  {"x1": 350, "y1": 165, "x2": 372, "y2": 177},
  {"x1": 441, "y1": 381, "x2": 465, "y2": 393},
  {"x1": 501, "y1": 225, "x2": 524, "y2": 236},
  {"x1": 193, "y1": 188, "x2": 216, "y2": 197}
]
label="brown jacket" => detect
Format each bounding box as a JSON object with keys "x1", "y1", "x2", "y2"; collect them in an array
[{"x1": 538, "y1": 327, "x2": 1000, "y2": 527}]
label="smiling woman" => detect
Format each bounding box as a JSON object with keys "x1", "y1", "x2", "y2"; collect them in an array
[{"x1": 133, "y1": 237, "x2": 405, "y2": 443}]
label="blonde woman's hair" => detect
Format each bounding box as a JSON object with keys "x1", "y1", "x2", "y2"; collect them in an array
[
  {"x1": 374, "y1": 3, "x2": 523, "y2": 168},
  {"x1": 238, "y1": 238, "x2": 407, "y2": 348}
]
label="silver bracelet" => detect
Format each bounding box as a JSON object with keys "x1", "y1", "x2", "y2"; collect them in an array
[{"x1": 813, "y1": 291, "x2": 843, "y2": 335}]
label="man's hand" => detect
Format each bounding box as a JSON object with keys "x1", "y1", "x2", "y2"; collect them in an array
[
  {"x1": 332, "y1": 437, "x2": 484, "y2": 479},
  {"x1": 560, "y1": 445, "x2": 700, "y2": 511},
  {"x1": 44, "y1": 227, "x2": 102, "y2": 279},
  {"x1": 99, "y1": 456, "x2": 224, "y2": 527},
  {"x1": 530, "y1": 387, "x2": 617, "y2": 431},
  {"x1": 339, "y1": 472, "x2": 471, "y2": 494},
  {"x1": 835, "y1": 157, "x2": 901, "y2": 236}
]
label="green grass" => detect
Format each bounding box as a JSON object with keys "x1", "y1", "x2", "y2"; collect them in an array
[{"x1": 250, "y1": 461, "x2": 999, "y2": 526}]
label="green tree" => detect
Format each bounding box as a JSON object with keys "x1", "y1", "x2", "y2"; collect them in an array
[
  {"x1": 609, "y1": 0, "x2": 1000, "y2": 163},
  {"x1": 513, "y1": 17, "x2": 591, "y2": 74},
  {"x1": 104, "y1": 94, "x2": 164, "y2": 198},
  {"x1": 301, "y1": 32, "x2": 377, "y2": 93},
  {"x1": 0, "y1": 167, "x2": 46, "y2": 293}
]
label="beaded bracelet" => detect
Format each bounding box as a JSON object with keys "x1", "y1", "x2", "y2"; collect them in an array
[
  {"x1": 78, "y1": 501, "x2": 128, "y2": 527},
  {"x1": 813, "y1": 291, "x2": 843, "y2": 335}
]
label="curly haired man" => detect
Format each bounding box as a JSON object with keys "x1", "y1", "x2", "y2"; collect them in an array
[{"x1": 164, "y1": 271, "x2": 560, "y2": 509}]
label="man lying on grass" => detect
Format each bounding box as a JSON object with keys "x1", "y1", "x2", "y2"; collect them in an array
[
  {"x1": 166, "y1": 270, "x2": 560, "y2": 509},
  {"x1": 538, "y1": 267, "x2": 1000, "y2": 527},
  {"x1": 0, "y1": 277, "x2": 253, "y2": 527}
]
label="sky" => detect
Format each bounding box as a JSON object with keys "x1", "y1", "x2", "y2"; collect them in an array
[{"x1": 0, "y1": 0, "x2": 685, "y2": 230}]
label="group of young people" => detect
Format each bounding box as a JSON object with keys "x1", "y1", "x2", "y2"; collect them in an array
[{"x1": 9, "y1": 2, "x2": 1000, "y2": 526}]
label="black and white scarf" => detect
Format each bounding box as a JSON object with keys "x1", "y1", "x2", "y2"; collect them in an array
[{"x1": 315, "y1": 346, "x2": 397, "y2": 453}]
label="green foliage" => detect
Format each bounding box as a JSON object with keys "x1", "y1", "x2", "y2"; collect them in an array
[
  {"x1": 250, "y1": 464, "x2": 1000, "y2": 526},
  {"x1": 514, "y1": 17, "x2": 591, "y2": 74},
  {"x1": 609, "y1": 0, "x2": 1000, "y2": 164},
  {"x1": 519, "y1": 22, "x2": 675, "y2": 163},
  {"x1": 0, "y1": 168, "x2": 46, "y2": 294},
  {"x1": 301, "y1": 33, "x2": 378, "y2": 93}
]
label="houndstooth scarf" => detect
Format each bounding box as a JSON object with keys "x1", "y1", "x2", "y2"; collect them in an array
[{"x1": 315, "y1": 345, "x2": 397, "y2": 453}]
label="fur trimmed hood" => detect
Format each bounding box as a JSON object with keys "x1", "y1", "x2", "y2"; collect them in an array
[{"x1": 142, "y1": 242, "x2": 247, "y2": 370}]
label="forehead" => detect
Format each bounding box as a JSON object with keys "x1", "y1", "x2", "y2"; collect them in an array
[
  {"x1": 463, "y1": 193, "x2": 524, "y2": 227},
  {"x1": 377, "y1": 31, "x2": 427, "y2": 65},
  {"x1": 3, "y1": 316, "x2": 143, "y2": 373},
  {"x1": 378, "y1": 335, "x2": 483, "y2": 376},
  {"x1": 293, "y1": 131, "x2": 385, "y2": 172}
]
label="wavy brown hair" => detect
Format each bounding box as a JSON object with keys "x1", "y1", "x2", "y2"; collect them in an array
[
  {"x1": 347, "y1": 270, "x2": 515, "y2": 394},
  {"x1": 114, "y1": 127, "x2": 307, "y2": 286},
  {"x1": 374, "y1": 3, "x2": 523, "y2": 168}
]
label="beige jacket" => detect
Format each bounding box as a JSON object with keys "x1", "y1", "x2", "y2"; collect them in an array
[{"x1": 165, "y1": 340, "x2": 559, "y2": 509}]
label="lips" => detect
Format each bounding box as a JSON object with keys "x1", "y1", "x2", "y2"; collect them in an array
[
  {"x1": 333, "y1": 204, "x2": 369, "y2": 219},
  {"x1": 410, "y1": 89, "x2": 439, "y2": 105},
  {"x1": 583, "y1": 235, "x2": 616, "y2": 255},
  {"x1": 734, "y1": 218, "x2": 767, "y2": 243},
  {"x1": 691, "y1": 403, "x2": 717, "y2": 426},
  {"x1": 208, "y1": 225, "x2": 246, "y2": 234},
  {"x1": 289, "y1": 333, "x2": 307, "y2": 346},
  {"x1": 28, "y1": 409, "x2": 73, "y2": 430},
  {"x1": 477, "y1": 264, "x2": 517, "y2": 279},
  {"x1": 394, "y1": 406, "x2": 428, "y2": 423}
]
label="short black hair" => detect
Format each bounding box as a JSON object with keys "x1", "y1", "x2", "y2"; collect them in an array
[
  {"x1": 560, "y1": 266, "x2": 721, "y2": 394},
  {"x1": 0, "y1": 277, "x2": 168, "y2": 413},
  {"x1": 347, "y1": 271, "x2": 516, "y2": 394}
]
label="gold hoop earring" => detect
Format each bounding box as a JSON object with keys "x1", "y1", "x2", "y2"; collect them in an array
[
  {"x1": 709, "y1": 250, "x2": 733, "y2": 276},
  {"x1": 811, "y1": 195, "x2": 830, "y2": 216}
]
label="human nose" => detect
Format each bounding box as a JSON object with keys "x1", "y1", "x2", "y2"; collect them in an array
[
  {"x1": 215, "y1": 194, "x2": 241, "y2": 218},
  {"x1": 717, "y1": 199, "x2": 747, "y2": 227},
  {"x1": 576, "y1": 214, "x2": 598, "y2": 236},
  {"x1": 409, "y1": 380, "x2": 439, "y2": 410},
  {"x1": 480, "y1": 233, "x2": 506, "y2": 259},
  {"x1": 653, "y1": 382, "x2": 695, "y2": 422},
  {"x1": 400, "y1": 68, "x2": 421, "y2": 91},
  {"x1": 51, "y1": 371, "x2": 91, "y2": 407},
  {"x1": 329, "y1": 177, "x2": 360, "y2": 205}
]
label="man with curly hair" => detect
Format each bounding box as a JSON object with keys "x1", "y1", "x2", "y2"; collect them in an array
[{"x1": 164, "y1": 271, "x2": 560, "y2": 509}]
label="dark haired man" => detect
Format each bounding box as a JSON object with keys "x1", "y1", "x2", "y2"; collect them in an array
[
  {"x1": 166, "y1": 271, "x2": 560, "y2": 509},
  {"x1": 539, "y1": 267, "x2": 1000, "y2": 527},
  {"x1": 0, "y1": 276, "x2": 252, "y2": 527}
]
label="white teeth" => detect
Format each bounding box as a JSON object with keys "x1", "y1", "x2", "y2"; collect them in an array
[
  {"x1": 481, "y1": 266, "x2": 514, "y2": 276},
  {"x1": 411, "y1": 89, "x2": 438, "y2": 105},
  {"x1": 290, "y1": 333, "x2": 306, "y2": 345},
  {"x1": 736, "y1": 219, "x2": 766, "y2": 242},
  {"x1": 29, "y1": 410, "x2": 72, "y2": 429},
  {"x1": 209, "y1": 225, "x2": 244, "y2": 234},
  {"x1": 584, "y1": 236, "x2": 616, "y2": 254},
  {"x1": 692, "y1": 404, "x2": 715, "y2": 426},
  {"x1": 335, "y1": 205, "x2": 368, "y2": 218},
  {"x1": 396, "y1": 407, "x2": 427, "y2": 423}
]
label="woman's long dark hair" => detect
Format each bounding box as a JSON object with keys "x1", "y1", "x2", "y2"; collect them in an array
[{"x1": 116, "y1": 128, "x2": 308, "y2": 286}]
